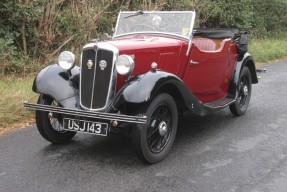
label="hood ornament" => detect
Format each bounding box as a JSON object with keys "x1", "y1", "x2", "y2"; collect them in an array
[{"x1": 87, "y1": 60, "x2": 93, "y2": 69}]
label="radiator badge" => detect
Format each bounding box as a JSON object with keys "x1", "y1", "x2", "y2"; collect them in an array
[
  {"x1": 99, "y1": 60, "x2": 107, "y2": 70},
  {"x1": 87, "y1": 60, "x2": 93, "y2": 69}
]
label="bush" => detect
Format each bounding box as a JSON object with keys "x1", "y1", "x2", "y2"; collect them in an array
[
  {"x1": 0, "y1": 0, "x2": 286, "y2": 75},
  {"x1": 0, "y1": 37, "x2": 24, "y2": 74}
]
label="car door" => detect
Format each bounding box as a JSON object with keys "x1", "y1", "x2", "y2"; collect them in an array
[{"x1": 182, "y1": 39, "x2": 233, "y2": 103}]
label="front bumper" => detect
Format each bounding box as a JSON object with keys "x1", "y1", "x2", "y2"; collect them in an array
[{"x1": 24, "y1": 102, "x2": 147, "y2": 124}]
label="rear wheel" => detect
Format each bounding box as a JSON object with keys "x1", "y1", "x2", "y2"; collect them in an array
[
  {"x1": 133, "y1": 93, "x2": 178, "y2": 164},
  {"x1": 35, "y1": 95, "x2": 76, "y2": 144},
  {"x1": 229, "y1": 66, "x2": 252, "y2": 116}
]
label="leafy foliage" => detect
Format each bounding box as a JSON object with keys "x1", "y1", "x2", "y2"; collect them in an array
[{"x1": 0, "y1": 0, "x2": 286, "y2": 75}]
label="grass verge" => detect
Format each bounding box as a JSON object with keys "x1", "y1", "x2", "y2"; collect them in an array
[
  {"x1": 249, "y1": 36, "x2": 287, "y2": 64},
  {"x1": 0, "y1": 76, "x2": 37, "y2": 134}
]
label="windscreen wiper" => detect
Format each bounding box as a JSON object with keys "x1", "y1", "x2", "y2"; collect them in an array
[{"x1": 124, "y1": 10, "x2": 144, "y2": 19}]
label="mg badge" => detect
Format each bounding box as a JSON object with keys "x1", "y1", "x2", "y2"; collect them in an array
[
  {"x1": 99, "y1": 60, "x2": 107, "y2": 70},
  {"x1": 87, "y1": 60, "x2": 93, "y2": 69}
]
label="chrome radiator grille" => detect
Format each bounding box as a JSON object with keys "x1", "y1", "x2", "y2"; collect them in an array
[{"x1": 80, "y1": 45, "x2": 116, "y2": 110}]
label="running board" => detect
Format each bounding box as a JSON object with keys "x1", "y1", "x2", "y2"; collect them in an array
[{"x1": 203, "y1": 98, "x2": 235, "y2": 109}]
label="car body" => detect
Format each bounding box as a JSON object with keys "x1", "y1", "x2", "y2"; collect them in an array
[{"x1": 24, "y1": 11, "x2": 258, "y2": 163}]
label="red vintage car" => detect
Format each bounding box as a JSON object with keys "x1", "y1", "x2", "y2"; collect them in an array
[{"x1": 25, "y1": 11, "x2": 258, "y2": 163}]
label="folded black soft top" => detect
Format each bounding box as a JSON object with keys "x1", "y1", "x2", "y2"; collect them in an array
[
  {"x1": 193, "y1": 28, "x2": 248, "y2": 55},
  {"x1": 193, "y1": 28, "x2": 246, "y2": 39}
]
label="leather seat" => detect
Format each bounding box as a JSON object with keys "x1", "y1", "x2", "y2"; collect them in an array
[{"x1": 192, "y1": 37, "x2": 217, "y2": 51}]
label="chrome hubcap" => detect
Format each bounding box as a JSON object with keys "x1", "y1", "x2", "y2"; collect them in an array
[{"x1": 158, "y1": 121, "x2": 168, "y2": 136}]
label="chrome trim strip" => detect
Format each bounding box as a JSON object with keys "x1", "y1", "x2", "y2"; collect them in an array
[
  {"x1": 90, "y1": 45, "x2": 98, "y2": 109},
  {"x1": 24, "y1": 102, "x2": 147, "y2": 124},
  {"x1": 80, "y1": 42, "x2": 119, "y2": 111}
]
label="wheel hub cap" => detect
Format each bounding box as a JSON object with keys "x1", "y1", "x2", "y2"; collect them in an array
[
  {"x1": 243, "y1": 85, "x2": 248, "y2": 96},
  {"x1": 158, "y1": 121, "x2": 168, "y2": 136}
]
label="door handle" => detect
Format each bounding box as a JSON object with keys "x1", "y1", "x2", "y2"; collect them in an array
[{"x1": 190, "y1": 60, "x2": 199, "y2": 65}]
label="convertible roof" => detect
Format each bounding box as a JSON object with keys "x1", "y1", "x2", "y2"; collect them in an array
[
  {"x1": 193, "y1": 28, "x2": 248, "y2": 56},
  {"x1": 193, "y1": 28, "x2": 245, "y2": 39}
]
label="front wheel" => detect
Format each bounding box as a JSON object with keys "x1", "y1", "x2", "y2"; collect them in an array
[
  {"x1": 133, "y1": 93, "x2": 178, "y2": 164},
  {"x1": 35, "y1": 95, "x2": 76, "y2": 144},
  {"x1": 229, "y1": 66, "x2": 252, "y2": 116}
]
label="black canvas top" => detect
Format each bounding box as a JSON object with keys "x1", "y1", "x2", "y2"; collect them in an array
[
  {"x1": 193, "y1": 28, "x2": 245, "y2": 39},
  {"x1": 193, "y1": 28, "x2": 248, "y2": 55}
]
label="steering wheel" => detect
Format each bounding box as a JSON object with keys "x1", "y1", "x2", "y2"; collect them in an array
[{"x1": 130, "y1": 24, "x2": 156, "y2": 32}]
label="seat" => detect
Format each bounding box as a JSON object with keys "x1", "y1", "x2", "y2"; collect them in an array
[{"x1": 192, "y1": 37, "x2": 217, "y2": 51}]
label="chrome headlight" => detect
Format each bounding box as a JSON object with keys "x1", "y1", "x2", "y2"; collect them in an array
[
  {"x1": 57, "y1": 51, "x2": 75, "y2": 70},
  {"x1": 115, "y1": 55, "x2": 135, "y2": 75}
]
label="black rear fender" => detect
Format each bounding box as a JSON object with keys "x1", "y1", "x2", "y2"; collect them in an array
[{"x1": 228, "y1": 53, "x2": 258, "y2": 97}]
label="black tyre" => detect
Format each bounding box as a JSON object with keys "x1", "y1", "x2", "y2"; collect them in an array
[
  {"x1": 133, "y1": 93, "x2": 178, "y2": 164},
  {"x1": 229, "y1": 66, "x2": 252, "y2": 116},
  {"x1": 35, "y1": 95, "x2": 76, "y2": 144}
]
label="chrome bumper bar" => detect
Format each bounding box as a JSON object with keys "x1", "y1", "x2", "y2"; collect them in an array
[{"x1": 24, "y1": 102, "x2": 147, "y2": 124}]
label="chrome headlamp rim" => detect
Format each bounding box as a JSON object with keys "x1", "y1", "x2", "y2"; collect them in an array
[
  {"x1": 57, "y1": 51, "x2": 76, "y2": 70},
  {"x1": 115, "y1": 54, "x2": 135, "y2": 76}
]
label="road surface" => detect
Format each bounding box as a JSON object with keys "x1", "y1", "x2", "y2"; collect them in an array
[{"x1": 1, "y1": 61, "x2": 287, "y2": 192}]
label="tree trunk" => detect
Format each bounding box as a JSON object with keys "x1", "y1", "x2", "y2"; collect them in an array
[{"x1": 22, "y1": 23, "x2": 27, "y2": 56}]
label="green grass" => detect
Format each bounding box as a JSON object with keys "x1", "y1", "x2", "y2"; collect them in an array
[
  {"x1": 0, "y1": 76, "x2": 37, "y2": 133},
  {"x1": 249, "y1": 37, "x2": 287, "y2": 64}
]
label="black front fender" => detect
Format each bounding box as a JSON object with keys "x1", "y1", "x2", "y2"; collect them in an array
[
  {"x1": 32, "y1": 64, "x2": 80, "y2": 108},
  {"x1": 113, "y1": 71, "x2": 206, "y2": 116}
]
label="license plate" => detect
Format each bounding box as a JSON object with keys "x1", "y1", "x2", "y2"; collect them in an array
[{"x1": 63, "y1": 118, "x2": 108, "y2": 136}]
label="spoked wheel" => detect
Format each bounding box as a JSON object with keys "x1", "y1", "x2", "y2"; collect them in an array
[
  {"x1": 36, "y1": 95, "x2": 76, "y2": 144},
  {"x1": 133, "y1": 93, "x2": 178, "y2": 164},
  {"x1": 229, "y1": 66, "x2": 252, "y2": 116}
]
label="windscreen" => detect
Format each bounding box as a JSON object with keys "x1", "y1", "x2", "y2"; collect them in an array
[{"x1": 114, "y1": 11, "x2": 195, "y2": 39}]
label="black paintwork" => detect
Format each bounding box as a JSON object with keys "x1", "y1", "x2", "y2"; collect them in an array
[
  {"x1": 91, "y1": 49, "x2": 114, "y2": 109},
  {"x1": 32, "y1": 64, "x2": 80, "y2": 109},
  {"x1": 227, "y1": 53, "x2": 258, "y2": 98},
  {"x1": 112, "y1": 70, "x2": 211, "y2": 116},
  {"x1": 81, "y1": 49, "x2": 96, "y2": 108},
  {"x1": 80, "y1": 48, "x2": 116, "y2": 110}
]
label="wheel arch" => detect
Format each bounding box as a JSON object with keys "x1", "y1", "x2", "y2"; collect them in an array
[
  {"x1": 32, "y1": 64, "x2": 80, "y2": 108},
  {"x1": 156, "y1": 83, "x2": 186, "y2": 112},
  {"x1": 228, "y1": 53, "x2": 258, "y2": 98},
  {"x1": 237, "y1": 53, "x2": 258, "y2": 84},
  {"x1": 112, "y1": 70, "x2": 204, "y2": 116},
  {"x1": 244, "y1": 58, "x2": 258, "y2": 84}
]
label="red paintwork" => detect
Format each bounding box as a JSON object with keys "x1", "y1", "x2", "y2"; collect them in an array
[
  {"x1": 107, "y1": 35, "x2": 189, "y2": 91},
  {"x1": 183, "y1": 39, "x2": 238, "y2": 102},
  {"x1": 107, "y1": 34, "x2": 237, "y2": 103}
]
